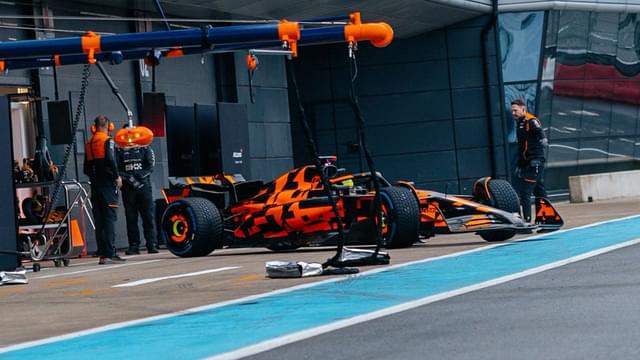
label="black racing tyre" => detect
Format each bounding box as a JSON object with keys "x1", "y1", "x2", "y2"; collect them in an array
[
  {"x1": 478, "y1": 179, "x2": 520, "y2": 242},
  {"x1": 379, "y1": 186, "x2": 420, "y2": 248},
  {"x1": 161, "y1": 197, "x2": 223, "y2": 257},
  {"x1": 21, "y1": 197, "x2": 42, "y2": 225}
]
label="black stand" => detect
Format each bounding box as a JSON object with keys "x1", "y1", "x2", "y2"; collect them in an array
[{"x1": 0, "y1": 96, "x2": 20, "y2": 270}]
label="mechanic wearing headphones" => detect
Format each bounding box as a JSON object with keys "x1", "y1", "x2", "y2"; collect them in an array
[
  {"x1": 511, "y1": 98, "x2": 547, "y2": 223},
  {"x1": 84, "y1": 115, "x2": 125, "y2": 264},
  {"x1": 116, "y1": 126, "x2": 158, "y2": 255}
]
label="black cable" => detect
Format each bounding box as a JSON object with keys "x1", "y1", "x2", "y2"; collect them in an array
[
  {"x1": 248, "y1": 69, "x2": 256, "y2": 104},
  {"x1": 285, "y1": 59, "x2": 347, "y2": 266},
  {"x1": 152, "y1": 0, "x2": 171, "y2": 93},
  {"x1": 95, "y1": 61, "x2": 132, "y2": 116},
  {"x1": 37, "y1": 64, "x2": 91, "y2": 236},
  {"x1": 347, "y1": 48, "x2": 384, "y2": 256},
  {"x1": 52, "y1": 62, "x2": 59, "y2": 101},
  {"x1": 152, "y1": 63, "x2": 157, "y2": 93}
]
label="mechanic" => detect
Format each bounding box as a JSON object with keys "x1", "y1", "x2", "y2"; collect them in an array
[
  {"x1": 84, "y1": 115, "x2": 126, "y2": 265},
  {"x1": 116, "y1": 127, "x2": 158, "y2": 255},
  {"x1": 511, "y1": 98, "x2": 547, "y2": 223}
]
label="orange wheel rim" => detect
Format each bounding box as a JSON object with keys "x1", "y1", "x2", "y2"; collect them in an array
[
  {"x1": 375, "y1": 204, "x2": 390, "y2": 237},
  {"x1": 170, "y1": 214, "x2": 189, "y2": 242}
]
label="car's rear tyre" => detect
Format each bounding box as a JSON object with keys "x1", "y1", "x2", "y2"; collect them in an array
[
  {"x1": 161, "y1": 197, "x2": 223, "y2": 257},
  {"x1": 475, "y1": 179, "x2": 520, "y2": 242},
  {"x1": 379, "y1": 186, "x2": 420, "y2": 248}
]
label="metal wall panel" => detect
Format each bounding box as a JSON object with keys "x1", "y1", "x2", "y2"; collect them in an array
[
  {"x1": 291, "y1": 15, "x2": 502, "y2": 193},
  {"x1": 235, "y1": 54, "x2": 293, "y2": 181}
]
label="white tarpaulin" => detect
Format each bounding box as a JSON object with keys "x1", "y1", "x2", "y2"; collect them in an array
[
  {"x1": 265, "y1": 261, "x2": 324, "y2": 278},
  {"x1": 0, "y1": 268, "x2": 28, "y2": 285}
]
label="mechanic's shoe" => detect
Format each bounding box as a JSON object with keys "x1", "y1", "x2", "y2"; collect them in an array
[
  {"x1": 98, "y1": 256, "x2": 126, "y2": 265},
  {"x1": 111, "y1": 255, "x2": 127, "y2": 262},
  {"x1": 147, "y1": 246, "x2": 159, "y2": 254},
  {"x1": 125, "y1": 248, "x2": 140, "y2": 255}
]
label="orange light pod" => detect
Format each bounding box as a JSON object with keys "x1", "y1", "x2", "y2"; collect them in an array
[
  {"x1": 114, "y1": 125, "x2": 154, "y2": 147},
  {"x1": 246, "y1": 54, "x2": 258, "y2": 71},
  {"x1": 165, "y1": 48, "x2": 184, "y2": 58}
]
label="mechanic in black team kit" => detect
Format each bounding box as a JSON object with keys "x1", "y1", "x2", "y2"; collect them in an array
[
  {"x1": 116, "y1": 132, "x2": 159, "y2": 255},
  {"x1": 511, "y1": 98, "x2": 547, "y2": 223}
]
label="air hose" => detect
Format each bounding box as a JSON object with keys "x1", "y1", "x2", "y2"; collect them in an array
[
  {"x1": 346, "y1": 45, "x2": 385, "y2": 257},
  {"x1": 286, "y1": 48, "x2": 388, "y2": 269},
  {"x1": 286, "y1": 59, "x2": 347, "y2": 266},
  {"x1": 37, "y1": 64, "x2": 91, "y2": 236}
]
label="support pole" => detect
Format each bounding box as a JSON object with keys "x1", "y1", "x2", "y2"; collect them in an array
[
  {"x1": 151, "y1": 0, "x2": 171, "y2": 91},
  {"x1": 95, "y1": 61, "x2": 133, "y2": 127},
  {"x1": 152, "y1": 0, "x2": 171, "y2": 31},
  {"x1": 52, "y1": 62, "x2": 59, "y2": 101}
]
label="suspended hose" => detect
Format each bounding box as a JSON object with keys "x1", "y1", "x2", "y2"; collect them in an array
[
  {"x1": 37, "y1": 64, "x2": 91, "y2": 235},
  {"x1": 285, "y1": 59, "x2": 346, "y2": 267},
  {"x1": 347, "y1": 47, "x2": 384, "y2": 255},
  {"x1": 248, "y1": 69, "x2": 256, "y2": 104}
]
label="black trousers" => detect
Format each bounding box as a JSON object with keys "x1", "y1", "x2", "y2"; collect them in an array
[
  {"x1": 91, "y1": 183, "x2": 118, "y2": 258},
  {"x1": 122, "y1": 184, "x2": 157, "y2": 250},
  {"x1": 516, "y1": 160, "x2": 547, "y2": 222}
]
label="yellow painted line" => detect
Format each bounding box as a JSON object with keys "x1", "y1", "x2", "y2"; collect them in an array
[
  {"x1": 0, "y1": 287, "x2": 27, "y2": 297},
  {"x1": 237, "y1": 274, "x2": 263, "y2": 282},
  {"x1": 45, "y1": 277, "x2": 89, "y2": 287},
  {"x1": 62, "y1": 288, "x2": 117, "y2": 297}
]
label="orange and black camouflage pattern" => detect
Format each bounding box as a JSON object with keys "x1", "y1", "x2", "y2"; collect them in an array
[
  {"x1": 163, "y1": 167, "x2": 562, "y2": 245},
  {"x1": 228, "y1": 166, "x2": 372, "y2": 240}
]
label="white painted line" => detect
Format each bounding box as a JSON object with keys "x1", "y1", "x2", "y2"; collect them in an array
[
  {"x1": 2, "y1": 214, "x2": 639, "y2": 354},
  {"x1": 112, "y1": 266, "x2": 241, "y2": 288},
  {"x1": 205, "y1": 237, "x2": 640, "y2": 360},
  {"x1": 31, "y1": 260, "x2": 163, "y2": 280}
]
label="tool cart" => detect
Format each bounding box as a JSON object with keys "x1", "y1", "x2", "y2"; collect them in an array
[{"x1": 17, "y1": 180, "x2": 93, "y2": 272}]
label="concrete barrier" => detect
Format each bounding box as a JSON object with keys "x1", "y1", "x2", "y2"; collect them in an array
[{"x1": 569, "y1": 169, "x2": 640, "y2": 203}]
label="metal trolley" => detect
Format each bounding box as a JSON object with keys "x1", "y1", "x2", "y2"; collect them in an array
[{"x1": 18, "y1": 180, "x2": 94, "y2": 272}]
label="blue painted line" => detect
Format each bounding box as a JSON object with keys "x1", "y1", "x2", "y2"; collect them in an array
[{"x1": 3, "y1": 216, "x2": 640, "y2": 359}]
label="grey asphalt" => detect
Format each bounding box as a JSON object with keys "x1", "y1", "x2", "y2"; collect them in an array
[
  {"x1": 247, "y1": 242, "x2": 640, "y2": 360},
  {"x1": 1, "y1": 198, "x2": 638, "y2": 348}
]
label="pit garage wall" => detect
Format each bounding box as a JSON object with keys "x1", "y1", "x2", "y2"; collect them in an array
[
  {"x1": 17, "y1": 1, "x2": 293, "y2": 251},
  {"x1": 232, "y1": 54, "x2": 294, "y2": 181},
  {"x1": 290, "y1": 16, "x2": 507, "y2": 194},
  {"x1": 32, "y1": 5, "x2": 155, "y2": 252},
  {"x1": 0, "y1": 4, "x2": 32, "y2": 88}
]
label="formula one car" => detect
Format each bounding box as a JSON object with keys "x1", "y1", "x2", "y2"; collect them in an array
[{"x1": 160, "y1": 158, "x2": 563, "y2": 257}]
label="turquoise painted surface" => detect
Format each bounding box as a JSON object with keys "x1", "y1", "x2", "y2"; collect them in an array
[{"x1": 2, "y1": 216, "x2": 639, "y2": 359}]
